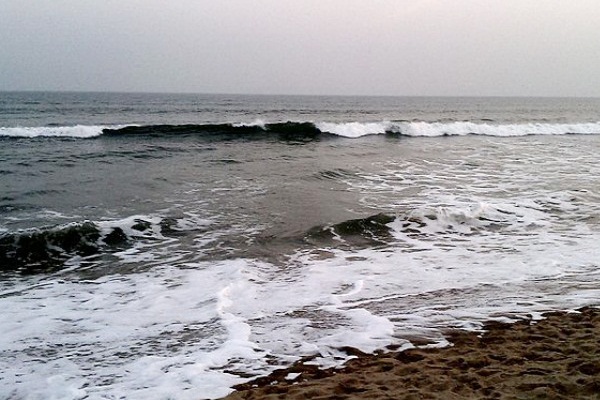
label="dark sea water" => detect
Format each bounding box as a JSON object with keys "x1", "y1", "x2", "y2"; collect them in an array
[{"x1": 2, "y1": 92, "x2": 600, "y2": 399}]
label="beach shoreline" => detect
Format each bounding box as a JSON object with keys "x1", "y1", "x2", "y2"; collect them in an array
[{"x1": 222, "y1": 307, "x2": 600, "y2": 399}]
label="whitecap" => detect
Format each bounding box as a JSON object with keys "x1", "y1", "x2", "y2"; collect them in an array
[
  {"x1": 316, "y1": 121, "x2": 392, "y2": 138},
  {"x1": 397, "y1": 121, "x2": 600, "y2": 137},
  {"x1": 0, "y1": 125, "x2": 109, "y2": 138}
]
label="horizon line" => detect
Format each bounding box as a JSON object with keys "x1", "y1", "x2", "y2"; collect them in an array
[{"x1": 1, "y1": 89, "x2": 599, "y2": 100}]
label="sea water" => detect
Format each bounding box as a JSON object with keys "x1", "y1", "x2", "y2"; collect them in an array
[{"x1": 1, "y1": 92, "x2": 600, "y2": 399}]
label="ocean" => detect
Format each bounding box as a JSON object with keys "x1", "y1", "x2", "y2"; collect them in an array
[{"x1": 1, "y1": 92, "x2": 600, "y2": 399}]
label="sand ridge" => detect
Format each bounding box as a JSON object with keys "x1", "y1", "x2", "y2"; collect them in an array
[{"x1": 222, "y1": 307, "x2": 600, "y2": 399}]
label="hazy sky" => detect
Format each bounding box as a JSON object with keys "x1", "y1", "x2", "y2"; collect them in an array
[{"x1": 2, "y1": 0, "x2": 599, "y2": 96}]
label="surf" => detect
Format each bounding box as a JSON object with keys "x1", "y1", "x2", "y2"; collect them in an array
[{"x1": 2, "y1": 120, "x2": 600, "y2": 140}]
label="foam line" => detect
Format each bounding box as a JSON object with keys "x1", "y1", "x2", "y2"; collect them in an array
[{"x1": 0, "y1": 125, "x2": 109, "y2": 138}]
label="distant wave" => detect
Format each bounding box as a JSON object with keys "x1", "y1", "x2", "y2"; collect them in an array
[
  {"x1": 394, "y1": 121, "x2": 600, "y2": 137},
  {"x1": 0, "y1": 125, "x2": 109, "y2": 138},
  {"x1": 102, "y1": 122, "x2": 323, "y2": 140},
  {"x1": 316, "y1": 120, "x2": 600, "y2": 137},
  {"x1": 2, "y1": 121, "x2": 600, "y2": 139}
]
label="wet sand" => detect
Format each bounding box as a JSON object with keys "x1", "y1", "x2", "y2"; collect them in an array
[{"x1": 222, "y1": 307, "x2": 600, "y2": 399}]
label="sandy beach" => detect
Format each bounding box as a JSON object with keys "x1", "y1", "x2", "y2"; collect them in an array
[{"x1": 222, "y1": 307, "x2": 600, "y2": 399}]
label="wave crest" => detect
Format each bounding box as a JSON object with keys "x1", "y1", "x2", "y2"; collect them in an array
[
  {"x1": 0, "y1": 125, "x2": 108, "y2": 138},
  {"x1": 316, "y1": 122, "x2": 391, "y2": 138},
  {"x1": 0, "y1": 216, "x2": 198, "y2": 274},
  {"x1": 102, "y1": 122, "x2": 323, "y2": 140},
  {"x1": 305, "y1": 213, "x2": 396, "y2": 247},
  {"x1": 317, "y1": 120, "x2": 600, "y2": 138},
  {"x1": 397, "y1": 121, "x2": 600, "y2": 137},
  {"x1": 2, "y1": 121, "x2": 600, "y2": 140}
]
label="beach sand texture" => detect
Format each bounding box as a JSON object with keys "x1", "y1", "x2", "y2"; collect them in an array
[{"x1": 224, "y1": 307, "x2": 600, "y2": 399}]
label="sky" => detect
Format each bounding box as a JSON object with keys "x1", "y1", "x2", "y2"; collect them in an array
[{"x1": 1, "y1": 0, "x2": 600, "y2": 97}]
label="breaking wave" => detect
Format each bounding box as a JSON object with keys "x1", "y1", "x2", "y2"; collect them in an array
[
  {"x1": 302, "y1": 201, "x2": 553, "y2": 251},
  {"x1": 2, "y1": 121, "x2": 600, "y2": 140},
  {"x1": 305, "y1": 213, "x2": 395, "y2": 247},
  {"x1": 101, "y1": 122, "x2": 322, "y2": 140},
  {"x1": 395, "y1": 121, "x2": 600, "y2": 137},
  {"x1": 0, "y1": 216, "x2": 201, "y2": 274},
  {"x1": 0, "y1": 125, "x2": 110, "y2": 138}
]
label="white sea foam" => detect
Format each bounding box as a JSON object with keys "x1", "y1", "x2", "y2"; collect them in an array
[
  {"x1": 0, "y1": 261, "x2": 255, "y2": 400},
  {"x1": 397, "y1": 121, "x2": 600, "y2": 137},
  {"x1": 0, "y1": 125, "x2": 111, "y2": 138},
  {"x1": 315, "y1": 120, "x2": 600, "y2": 138},
  {"x1": 97, "y1": 215, "x2": 165, "y2": 239},
  {"x1": 2, "y1": 201, "x2": 600, "y2": 399},
  {"x1": 316, "y1": 121, "x2": 391, "y2": 138},
  {"x1": 232, "y1": 119, "x2": 267, "y2": 129}
]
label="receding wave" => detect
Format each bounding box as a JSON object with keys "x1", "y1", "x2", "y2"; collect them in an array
[{"x1": 3, "y1": 120, "x2": 600, "y2": 140}]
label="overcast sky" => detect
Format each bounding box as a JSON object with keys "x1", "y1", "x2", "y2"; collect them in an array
[{"x1": 1, "y1": 0, "x2": 599, "y2": 96}]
